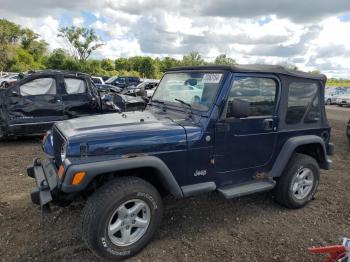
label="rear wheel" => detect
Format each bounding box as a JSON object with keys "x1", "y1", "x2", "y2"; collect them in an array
[
  {"x1": 274, "y1": 153, "x2": 320, "y2": 209},
  {"x1": 326, "y1": 99, "x2": 331, "y2": 105},
  {"x1": 81, "y1": 176, "x2": 163, "y2": 261}
]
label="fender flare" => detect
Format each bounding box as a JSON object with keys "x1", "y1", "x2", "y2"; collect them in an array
[
  {"x1": 271, "y1": 135, "x2": 330, "y2": 177},
  {"x1": 61, "y1": 156, "x2": 183, "y2": 198}
]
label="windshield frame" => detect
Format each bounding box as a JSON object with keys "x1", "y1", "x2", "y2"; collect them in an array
[{"x1": 150, "y1": 70, "x2": 227, "y2": 115}]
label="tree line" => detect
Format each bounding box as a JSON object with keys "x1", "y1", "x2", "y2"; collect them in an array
[{"x1": 0, "y1": 18, "x2": 348, "y2": 85}]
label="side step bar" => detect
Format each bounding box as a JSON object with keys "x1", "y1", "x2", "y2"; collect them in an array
[{"x1": 217, "y1": 180, "x2": 276, "y2": 199}]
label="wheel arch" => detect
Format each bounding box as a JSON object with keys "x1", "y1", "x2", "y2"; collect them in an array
[
  {"x1": 271, "y1": 135, "x2": 330, "y2": 177},
  {"x1": 61, "y1": 156, "x2": 183, "y2": 198}
]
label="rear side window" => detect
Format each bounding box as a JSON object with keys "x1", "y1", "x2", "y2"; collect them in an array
[
  {"x1": 227, "y1": 77, "x2": 277, "y2": 117},
  {"x1": 286, "y1": 82, "x2": 319, "y2": 124},
  {"x1": 64, "y1": 78, "x2": 86, "y2": 94},
  {"x1": 19, "y1": 77, "x2": 56, "y2": 96}
]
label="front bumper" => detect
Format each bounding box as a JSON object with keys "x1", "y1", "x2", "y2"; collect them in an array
[{"x1": 27, "y1": 158, "x2": 59, "y2": 206}]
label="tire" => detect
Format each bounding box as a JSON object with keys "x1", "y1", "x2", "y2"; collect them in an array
[
  {"x1": 326, "y1": 99, "x2": 331, "y2": 105},
  {"x1": 81, "y1": 176, "x2": 163, "y2": 261},
  {"x1": 3, "y1": 82, "x2": 9, "y2": 88},
  {"x1": 274, "y1": 153, "x2": 320, "y2": 209}
]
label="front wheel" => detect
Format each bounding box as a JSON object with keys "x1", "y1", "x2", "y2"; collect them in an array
[
  {"x1": 274, "y1": 153, "x2": 320, "y2": 209},
  {"x1": 326, "y1": 99, "x2": 331, "y2": 105},
  {"x1": 81, "y1": 177, "x2": 163, "y2": 261}
]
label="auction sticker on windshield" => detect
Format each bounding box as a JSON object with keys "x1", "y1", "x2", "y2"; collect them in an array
[{"x1": 203, "y1": 73, "x2": 222, "y2": 83}]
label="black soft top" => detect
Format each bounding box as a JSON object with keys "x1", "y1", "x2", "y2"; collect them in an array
[{"x1": 167, "y1": 65, "x2": 326, "y2": 82}]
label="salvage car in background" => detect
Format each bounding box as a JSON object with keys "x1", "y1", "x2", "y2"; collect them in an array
[
  {"x1": 325, "y1": 87, "x2": 350, "y2": 105},
  {"x1": 95, "y1": 83, "x2": 122, "y2": 93},
  {"x1": 122, "y1": 79, "x2": 159, "y2": 97},
  {"x1": 105, "y1": 76, "x2": 141, "y2": 89},
  {"x1": 336, "y1": 89, "x2": 350, "y2": 106},
  {"x1": 91, "y1": 76, "x2": 105, "y2": 85},
  {"x1": 0, "y1": 70, "x2": 146, "y2": 139},
  {"x1": 0, "y1": 74, "x2": 19, "y2": 88}
]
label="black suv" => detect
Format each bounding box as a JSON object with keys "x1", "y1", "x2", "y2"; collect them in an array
[
  {"x1": 28, "y1": 65, "x2": 334, "y2": 260},
  {"x1": 105, "y1": 76, "x2": 141, "y2": 89}
]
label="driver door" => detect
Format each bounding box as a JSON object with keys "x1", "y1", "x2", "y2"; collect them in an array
[{"x1": 214, "y1": 75, "x2": 279, "y2": 184}]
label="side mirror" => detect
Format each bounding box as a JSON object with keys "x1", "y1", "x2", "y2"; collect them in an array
[
  {"x1": 227, "y1": 99, "x2": 250, "y2": 118},
  {"x1": 11, "y1": 90, "x2": 20, "y2": 97}
]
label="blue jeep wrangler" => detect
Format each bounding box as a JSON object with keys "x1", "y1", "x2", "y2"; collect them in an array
[{"x1": 28, "y1": 65, "x2": 334, "y2": 260}]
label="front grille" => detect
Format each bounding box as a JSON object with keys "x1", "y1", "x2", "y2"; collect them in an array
[{"x1": 52, "y1": 126, "x2": 66, "y2": 166}]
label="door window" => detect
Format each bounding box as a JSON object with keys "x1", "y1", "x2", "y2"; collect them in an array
[
  {"x1": 227, "y1": 77, "x2": 277, "y2": 117},
  {"x1": 64, "y1": 78, "x2": 86, "y2": 94},
  {"x1": 286, "y1": 82, "x2": 318, "y2": 124},
  {"x1": 19, "y1": 78, "x2": 56, "y2": 96}
]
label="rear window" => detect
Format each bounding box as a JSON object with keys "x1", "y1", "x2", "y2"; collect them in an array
[
  {"x1": 64, "y1": 78, "x2": 86, "y2": 94},
  {"x1": 286, "y1": 82, "x2": 319, "y2": 124}
]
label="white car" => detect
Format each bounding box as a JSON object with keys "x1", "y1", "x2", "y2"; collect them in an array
[
  {"x1": 0, "y1": 74, "x2": 19, "y2": 88},
  {"x1": 91, "y1": 76, "x2": 105, "y2": 85},
  {"x1": 336, "y1": 90, "x2": 350, "y2": 106}
]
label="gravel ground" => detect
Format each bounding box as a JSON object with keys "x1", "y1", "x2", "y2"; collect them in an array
[{"x1": 0, "y1": 106, "x2": 349, "y2": 262}]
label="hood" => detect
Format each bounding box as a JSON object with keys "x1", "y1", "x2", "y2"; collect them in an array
[{"x1": 55, "y1": 110, "x2": 190, "y2": 157}]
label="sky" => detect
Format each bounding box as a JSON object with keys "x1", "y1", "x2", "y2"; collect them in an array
[{"x1": 1, "y1": 0, "x2": 350, "y2": 78}]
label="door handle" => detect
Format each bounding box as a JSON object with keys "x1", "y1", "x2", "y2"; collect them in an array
[{"x1": 263, "y1": 118, "x2": 273, "y2": 131}]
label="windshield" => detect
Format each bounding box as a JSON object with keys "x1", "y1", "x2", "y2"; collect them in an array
[
  {"x1": 152, "y1": 72, "x2": 223, "y2": 111},
  {"x1": 105, "y1": 76, "x2": 118, "y2": 84}
]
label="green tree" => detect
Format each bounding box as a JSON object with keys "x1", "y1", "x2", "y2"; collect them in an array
[
  {"x1": 58, "y1": 26, "x2": 103, "y2": 61},
  {"x1": 0, "y1": 19, "x2": 21, "y2": 45},
  {"x1": 45, "y1": 48, "x2": 69, "y2": 69},
  {"x1": 0, "y1": 19, "x2": 22, "y2": 70},
  {"x1": 115, "y1": 58, "x2": 131, "y2": 71},
  {"x1": 159, "y1": 57, "x2": 180, "y2": 72},
  {"x1": 9, "y1": 47, "x2": 44, "y2": 71},
  {"x1": 182, "y1": 51, "x2": 205, "y2": 66},
  {"x1": 214, "y1": 54, "x2": 236, "y2": 65},
  {"x1": 101, "y1": 58, "x2": 114, "y2": 71}
]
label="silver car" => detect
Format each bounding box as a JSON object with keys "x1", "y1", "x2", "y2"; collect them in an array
[{"x1": 336, "y1": 89, "x2": 350, "y2": 106}]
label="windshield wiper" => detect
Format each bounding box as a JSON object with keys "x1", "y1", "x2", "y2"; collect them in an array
[
  {"x1": 150, "y1": 99, "x2": 167, "y2": 111},
  {"x1": 174, "y1": 98, "x2": 193, "y2": 118}
]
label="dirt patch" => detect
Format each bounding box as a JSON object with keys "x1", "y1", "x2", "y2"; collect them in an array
[{"x1": 0, "y1": 108, "x2": 349, "y2": 262}]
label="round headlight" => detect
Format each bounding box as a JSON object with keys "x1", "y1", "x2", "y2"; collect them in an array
[{"x1": 61, "y1": 143, "x2": 67, "y2": 162}]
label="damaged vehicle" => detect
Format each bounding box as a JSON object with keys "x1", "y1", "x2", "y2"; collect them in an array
[
  {"x1": 28, "y1": 65, "x2": 333, "y2": 260},
  {"x1": 0, "y1": 74, "x2": 19, "y2": 88},
  {"x1": 122, "y1": 79, "x2": 159, "y2": 97},
  {"x1": 0, "y1": 70, "x2": 145, "y2": 139}
]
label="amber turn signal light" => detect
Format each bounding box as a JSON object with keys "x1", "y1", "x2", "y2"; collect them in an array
[
  {"x1": 58, "y1": 165, "x2": 65, "y2": 179},
  {"x1": 71, "y1": 171, "x2": 86, "y2": 185}
]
